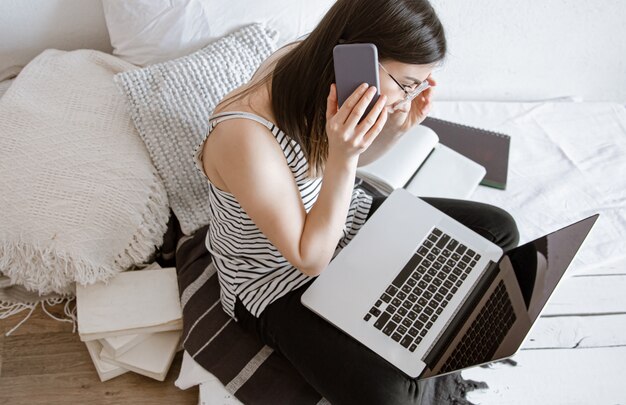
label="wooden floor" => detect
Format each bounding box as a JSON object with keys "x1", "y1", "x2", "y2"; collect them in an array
[{"x1": 0, "y1": 301, "x2": 198, "y2": 405}]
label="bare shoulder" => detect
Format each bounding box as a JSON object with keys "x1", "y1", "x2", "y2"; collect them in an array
[
  {"x1": 202, "y1": 116, "x2": 287, "y2": 190},
  {"x1": 207, "y1": 117, "x2": 279, "y2": 155}
]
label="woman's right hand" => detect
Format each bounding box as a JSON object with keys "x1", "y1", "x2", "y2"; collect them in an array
[{"x1": 325, "y1": 83, "x2": 388, "y2": 164}]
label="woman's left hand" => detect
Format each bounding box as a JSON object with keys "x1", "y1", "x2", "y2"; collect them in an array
[{"x1": 384, "y1": 74, "x2": 437, "y2": 134}]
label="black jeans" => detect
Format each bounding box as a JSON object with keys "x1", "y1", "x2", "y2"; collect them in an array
[{"x1": 234, "y1": 195, "x2": 520, "y2": 405}]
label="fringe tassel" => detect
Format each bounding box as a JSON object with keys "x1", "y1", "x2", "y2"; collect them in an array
[
  {"x1": 1, "y1": 295, "x2": 77, "y2": 336},
  {"x1": 41, "y1": 296, "x2": 77, "y2": 333},
  {"x1": 0, "y1": 177, "x2": 170, "y2": 296},
  {"x1": 1, "y1": 300, "x2": 37, "y2": 336}
]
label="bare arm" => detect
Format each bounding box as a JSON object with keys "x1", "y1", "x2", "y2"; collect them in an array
[
  {"x1": 210, "y1": 120, "x2": 335, "y2": 276},
  {"x1": 209, "y1": 85, "x2": 387, "y2": 277},
  {"x1": 209, "y1": 124, "x2": 366, "y2": 277}
]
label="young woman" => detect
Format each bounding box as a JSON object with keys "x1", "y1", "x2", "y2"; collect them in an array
[{"x1": 193, "y1": 0, "x2": 520, "y2": 403}]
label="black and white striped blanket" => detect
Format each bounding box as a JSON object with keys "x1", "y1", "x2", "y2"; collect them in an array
[
  {"x1": 160, "y1": 208, "x2": 486, "y2": 405},
  {"x1": 174, "y1": 222, "x2": 324, "y2": 404}
]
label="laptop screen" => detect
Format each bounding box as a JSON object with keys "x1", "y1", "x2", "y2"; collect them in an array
[
  {"x1": 425, "y1": 214, "x2": 599, "y2": 379},
  {"x1": 508, "y1": 214, "x2": 598, "y2": 328}
]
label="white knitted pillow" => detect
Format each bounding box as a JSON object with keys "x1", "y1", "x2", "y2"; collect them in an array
[
  {"x1": 0, "y1": 49, "x2": 171, "y2": 295},
  {"x1": 114, "y1": 23, "x2": 278, "y2": 236}
]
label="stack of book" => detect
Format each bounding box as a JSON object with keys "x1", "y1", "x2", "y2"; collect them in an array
[{"x1": 77, "y1": 262, "x2": 183, "y2": 382}]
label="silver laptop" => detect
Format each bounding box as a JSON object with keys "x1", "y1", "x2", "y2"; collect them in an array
[{"x1": 301, "y1": 188, "x2": 598, "y2": 379}]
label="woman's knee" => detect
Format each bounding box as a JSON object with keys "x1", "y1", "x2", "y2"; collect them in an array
[
  {"x1": 421, "y1": 197, "x2": 520, "y2": 252},
  {"x1": 486, "y1": 205, "x2": 520, "y2": 252},
  {"x1": 451, "y1": 199, "x2": 520, "y2": 252}
]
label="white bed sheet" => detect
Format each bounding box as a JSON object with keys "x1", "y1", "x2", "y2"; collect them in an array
[{"x1": 429, "y1": 99, "x2": 626, "y2": 276}]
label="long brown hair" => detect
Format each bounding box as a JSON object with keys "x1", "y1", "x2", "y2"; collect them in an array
[{"x1": 218, "y1": 0, "x2": 447, "y2": 178}]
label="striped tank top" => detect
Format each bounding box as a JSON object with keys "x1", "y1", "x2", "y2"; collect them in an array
[{"x1": 192, "y1": 111, "x2": 373, "y2": 320}]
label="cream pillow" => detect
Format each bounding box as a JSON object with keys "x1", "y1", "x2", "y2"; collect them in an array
[
  {"x1": 0, "y1": 49, "x2": 170, "y2": 295},
  {"x1": 102, "y1": 0, "x2": 334, "y2": 66}
]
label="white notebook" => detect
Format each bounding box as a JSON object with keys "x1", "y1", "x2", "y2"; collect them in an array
[
  {"x1": 76, "y1": 267, "x2": 183, "y2": 341},
  {"x1": 405, "y1": 143, "x2": 486, "y2": 199},
  {"x1": 99, "y1": 330, "x2": 182, "y2": 381},
  {"x1": 357, "y1": 124, "x2": 486, "y2": 199}
]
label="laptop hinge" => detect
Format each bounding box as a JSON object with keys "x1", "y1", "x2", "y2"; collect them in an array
[{"x1": 422, "y1": 260, "x2": 500, "y2": 368}]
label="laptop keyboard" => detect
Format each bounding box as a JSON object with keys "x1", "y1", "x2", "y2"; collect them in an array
[
  {"x1": 439, "y1": 280, "x2": 516, "y2": 373},
  {"x1": 363, "y1": 228, "x2": 481, "y2": 353}
]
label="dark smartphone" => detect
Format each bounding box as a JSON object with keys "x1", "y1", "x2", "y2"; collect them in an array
[{"x1": 333, "y1": 43, "x2": 381, "y2": 120}]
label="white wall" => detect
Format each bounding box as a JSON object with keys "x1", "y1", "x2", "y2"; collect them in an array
[
  {"x1": 431, "y1": 0, "x2": 626, "y2": 102},
  {"x1": 0, "y1": 0, "x2": 111, "y2": 75},
  {"x1": 1, "y1": 0, "x2": 624, "y2": 103}
]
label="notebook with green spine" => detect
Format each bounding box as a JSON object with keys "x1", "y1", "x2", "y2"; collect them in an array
[{"x1": 421, "y1": 116, "x2": 511, "y2": 190}]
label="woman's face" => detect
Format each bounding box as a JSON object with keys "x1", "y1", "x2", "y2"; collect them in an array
[{"x1": 378, "y1": 60, "x2": 437, "y2": 110}]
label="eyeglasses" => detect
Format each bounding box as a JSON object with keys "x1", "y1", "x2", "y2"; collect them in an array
[{"x1": 378, "y1": 62, "x2": 431, "y2": 106}]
